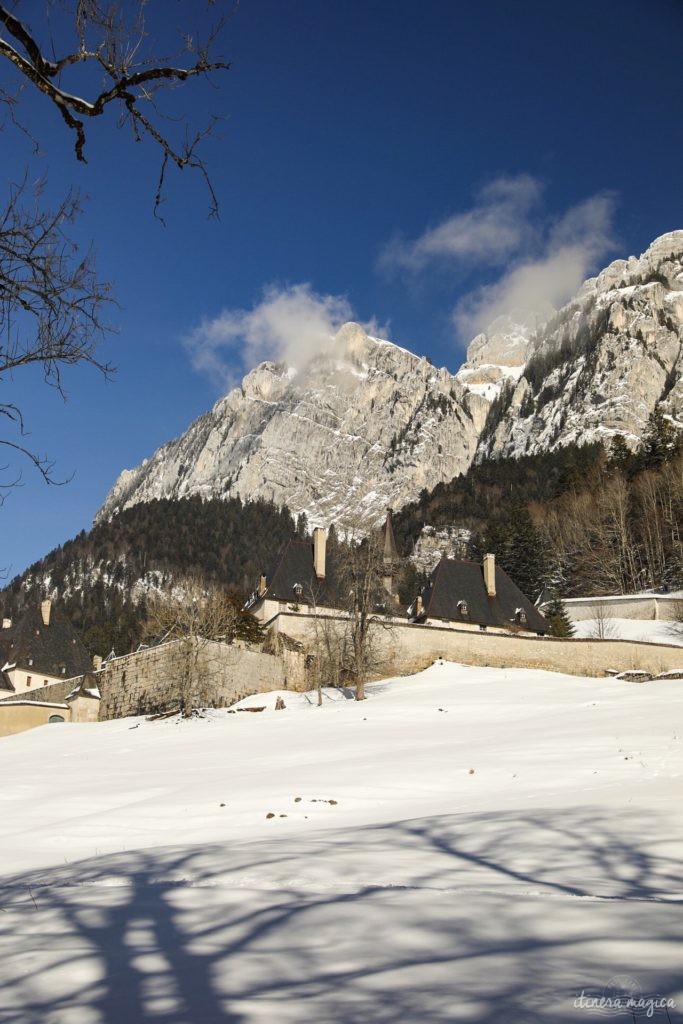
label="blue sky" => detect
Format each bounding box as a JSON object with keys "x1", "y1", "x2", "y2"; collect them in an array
[{"x1": 2, "y1": 0, "x2": 682, "y2": 578}]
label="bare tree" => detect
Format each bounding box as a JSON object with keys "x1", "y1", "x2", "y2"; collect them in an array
[
  {"x1": 144, "y1": 580, "x2": 261, "y2": 717},
  {"x1": 338, "y1": 529, "x2": 395, "y2": 701},
  {"x1": 1, "y1": 179, "x2": 113, "y2": 498},
  {"x1": 589, "y1": 600, "x2": 619, "y2": 641},
  {"x1": 0, "y1": 3, "x2": 232, "y2": 495},
  {"x1": 666, "y1": 598, "x2": 683, "y2": 644},
  {"x1": 0, "y1": 2, "x2": 232, "y2": 217},
  {"x1": 307, "y1": 596, "x2": 348, "y2": 705}
]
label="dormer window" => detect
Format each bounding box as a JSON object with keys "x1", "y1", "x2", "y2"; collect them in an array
[
  {"x1": 515, "y1": 608, "x2": 528, "y2": 626},
  {"x1": 28, "y1": 657, "x2": 33, "y2": 666},
  {"x1": 292, "y1": 583, "x2": 303, "y2": 599},
  {"x1": 60, "y1": 665, "x2": 66, "y2": 675},
  {"x1": 457, "y1": 600, "x2": 469, "y2": 617}
]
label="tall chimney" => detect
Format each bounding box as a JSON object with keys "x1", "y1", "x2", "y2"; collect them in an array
[
  {"x1": 483, "y1": 554, "x2": 496, "y2": 598},
  {"x1": 1, "y1": 618, "x2": 11, "y2": 629},
  {"x1": 92, "y1": 655, "x2": 103, "y2": 671},
  {"x1": 313, "y1": 527, "x2": 327, "y2": 579},
  {"x1": 41, "y1": 600, "x2": 52, "y2": 626},
  {"x1": 258, "y1": 573, "x2": 267, "y2": 597}
]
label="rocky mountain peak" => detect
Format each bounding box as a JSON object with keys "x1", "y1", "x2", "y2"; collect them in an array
[
  {"x1": 479, "y1": 230, "x2": 683, "y2": 460},
  {"x1": 97, "y1": 323, "x2": 481, "y2": 532},
  {"x1": 97, "y1": 232, "x2": 683, "y2": 534}
]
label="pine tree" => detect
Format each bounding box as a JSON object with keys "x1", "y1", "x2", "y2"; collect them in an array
[
  {"x1": 641, "y1": 409, "x2": 682, "y2": 468},
  {"x1": 608, "y1": 433, "x2": 635, "y2": 474},
  {"x1": 296, "y1": 512, "x2": 309, "y2": 538},
  {"x1": 544, "y1": 595, "x2": 575, "y2": 638}
]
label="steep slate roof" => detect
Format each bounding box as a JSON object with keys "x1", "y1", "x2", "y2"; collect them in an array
[
  {"x1": 261, "y1": 539, "x2": 335, "y2": 607},
  {"x1": 418, "y1": 557, "x2": 548, "y2": 634},
  {"x1": 0, "y1": 606, "x2": 92, "y2": 679}
]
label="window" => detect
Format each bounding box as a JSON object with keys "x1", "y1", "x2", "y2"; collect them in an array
[
  {"x1": 28, "y1": 657, "x2": 33, "y2": 666},
  {"x1": 457, "y1": 600, "x2": 469, "y2": 617},
  {"x1": 515, "y1": 608, "x2": 528, "y2": 626},
  {"x1": 292, "y1": 583, "x2": 303, "y2": 598},
  {"x1": 26, "y1": 676, "x2": 32, "y2": 687},
  {"x1": 48, "y1": 715, "x2": 65, "y2": 724}
]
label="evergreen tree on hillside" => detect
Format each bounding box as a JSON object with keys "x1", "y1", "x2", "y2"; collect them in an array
[
  {"x1": 0, "y1": 496, "x2": 299, "y2": 655},
  {"x1": 296, "y1": 512, "x2": 309, "y2": 538},
  {"x1": 608, "y1": 433, "x2": 637, "y2": 475},
  {"x1": 641, "y1": 409, "x2": 682, "y2": 468},
  {"x1": 397, "y1": 561, "x2": 430, "y2": 606},
  {"x1": 470, "y1": 505, "x2": 549, "y2": 599}
]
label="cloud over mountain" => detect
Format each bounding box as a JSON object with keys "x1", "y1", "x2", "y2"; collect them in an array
[
  {"x1": 380, "y1": 174, "x2": 618, "y2": 341},
  {"x1": 185, "y1": 284, "x2": 355, "y2": 387}
]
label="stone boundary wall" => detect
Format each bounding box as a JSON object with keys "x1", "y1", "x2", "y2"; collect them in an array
[
  {"x1": 97, "y1": 638, "x2": 308, "y2": 720},
  {"x1": 0, "y1": 677, "x2": 80, "y2": 705},
  {"x1": 562, "y1": 595, "x2": 682, "y2": 622},
  {"x1": 272, "y1": 613, "x2": 683, "y2": 679}
]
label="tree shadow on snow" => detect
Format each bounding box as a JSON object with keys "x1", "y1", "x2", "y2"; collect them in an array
[{"x1": 0, "y1": 805, "x2": 682, "y2": 1023}]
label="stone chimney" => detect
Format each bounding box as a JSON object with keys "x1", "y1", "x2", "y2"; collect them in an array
[
  {"x1": 258, "y1": 573, "x2": 267, "y2": 598},
  {"x1": 313, "y1": 528, "x2": 326, "y2": 579},
  {"x1": 415, "y1": 594, "x2": 423, "y2": 617},
  {"x1": 483, "y1": 553, "x2": 496, "y2": 598},
  {"x1": 41, "y1": 600, "x2": 52, "y2": 626},
  {"x1": 1, "y1": 617, "x2": 11, "y2": 629},
  {"x1": 92, "y1": 655, "x2": 103, "y2": 671}
]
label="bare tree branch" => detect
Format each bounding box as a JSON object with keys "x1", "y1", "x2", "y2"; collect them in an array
[
  {"x1": 0, "y1": 2, "x2": 233, "y2": 214},
  {"x1": 0, "y1": 176, "x2": 114, "y2": 486}
]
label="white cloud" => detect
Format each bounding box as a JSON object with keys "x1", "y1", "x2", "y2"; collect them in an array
[
  {"x1": 380, "y1": 175, "x2": 618, "y2": 341},
  {"x1": 185, "y1": 283, "x2": 355, "y2": 387},
  {"x1": 453, "y1": 194, "x2": 617, "y2": 338},
  {"x1": 380, "y1": 174, "x2": 543, "y2": 271}
]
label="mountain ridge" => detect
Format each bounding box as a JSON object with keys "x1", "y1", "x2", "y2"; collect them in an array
[{"x1": 98, "y1": 231, "x2": 683, "y2": 530}]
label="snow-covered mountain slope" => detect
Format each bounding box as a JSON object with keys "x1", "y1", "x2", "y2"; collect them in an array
[
  {"x1": 97, "y1": 232, "x2": 683, "y2": 531},
  {"x1": 479, "y1": 231, "x2": 683, "y2": 459},
  {"x1": 2, "y1": 662, "x2": 683, "y2": 1022},
  {"x1": 98, "y1": 323, "x2": 486, "y2": 531}
]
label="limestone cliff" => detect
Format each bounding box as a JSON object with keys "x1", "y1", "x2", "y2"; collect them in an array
[
  {"x1": 98, "y1": 232, "x2": 683, "y2": 532},
  {"x1": 477, "y1": 231, "x2": 683, "y2": 459},
  {"x1": 98, "y1": 324, "x2": 483, "y2": 531}
]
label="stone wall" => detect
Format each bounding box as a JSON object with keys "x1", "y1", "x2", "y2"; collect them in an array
[
  {"x1": 0, "y1": 678, "x2": 79, "y2": 705},
  {"x1": 272, "y1": 612, "x2": 683, "y2": 680},
  {"x1": 562, "y1": 595, "x2": 682, "y2": 622},
  {"x1": 96, "y1": 638, "x2": 308, "y2": 720}
]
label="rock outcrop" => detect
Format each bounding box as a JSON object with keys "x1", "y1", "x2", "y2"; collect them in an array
[
  {"x1": 98, "y1": 323, "x2": 483, "y2": 531},
  {"x1": 478, "y1": 231, "x2": 683, "y2": 459},
  {"x1": 97, "y1": 232, "x2": 683, "y2": 531}
]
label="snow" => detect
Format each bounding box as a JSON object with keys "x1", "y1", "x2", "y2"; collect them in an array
[
  {"x1": 1, "y1": 661, "x2": 683, "y2": 1022},
  {"x1": 572, "y1": 617, "x2": 683, "y2": 647}
]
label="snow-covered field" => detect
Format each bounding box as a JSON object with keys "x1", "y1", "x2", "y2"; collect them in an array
[
  {"x1": 572, "y1": 616, "x2": 683, "y2": 646},
  {"x1": 1, "y1": 662, "x2": 682, "y2": 1023}
]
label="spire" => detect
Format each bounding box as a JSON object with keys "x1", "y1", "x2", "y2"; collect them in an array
[{"x1": 382, "y1": 508, "x2": 398, "y2": 565}]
